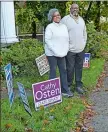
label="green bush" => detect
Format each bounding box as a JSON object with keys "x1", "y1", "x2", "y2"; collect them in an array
[
  {"x1": 1, "y1": 39, "x2": 44, "y2": 78},
  {"x1": 85, "y1": 22, "x2": 108, "y2": 58}
]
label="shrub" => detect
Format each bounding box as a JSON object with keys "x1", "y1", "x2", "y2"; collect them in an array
[
  {"x1": 1, "y1": 39, "x2": 44, "y2": 78},
  {"x1": 85, "y1": 22, "x2": 108, "y2": 58}
]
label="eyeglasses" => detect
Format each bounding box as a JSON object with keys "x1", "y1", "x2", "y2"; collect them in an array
[{"x1": 53, "y1": 14, "x2": 61, "y2": 18}]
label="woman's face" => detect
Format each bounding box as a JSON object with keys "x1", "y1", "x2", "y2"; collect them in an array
[{"x1": 52, "y1": 11, "x2": 61, "y2": 23}]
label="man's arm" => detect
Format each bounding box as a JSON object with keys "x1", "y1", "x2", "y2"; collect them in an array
[{"x1": 83, "y1": 25, "x2": 87, "y2": 44}]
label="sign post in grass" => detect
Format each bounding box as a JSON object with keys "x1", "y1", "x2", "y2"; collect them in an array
[
  {"x1": 83, "y1": 53, "x2": 91, "y2": 68},
  {"x1": 4, "y1": 63, "x2": 14, "y2": 107},
  {"x1": 17, "y1": 82, "x2": 32, "y2": 116},
  {"x1": 35, "y1": 54, "x2": 50, "y2": 76},
  {"x1": 32, "y1": 78, "x2": 62, "y2": 111}
]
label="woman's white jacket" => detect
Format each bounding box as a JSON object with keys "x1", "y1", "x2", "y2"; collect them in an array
[{"x1": 44, "y1": 22, "x2": 69, "y2": 57}]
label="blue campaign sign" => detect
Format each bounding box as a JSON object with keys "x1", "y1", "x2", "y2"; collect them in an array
[
  {"x1": 4, "y1": 63, "x2": 14, "y2": 107},
  {"x1": 83, "y1": 53, "x2": 91, "y2": 68},
  {"x1": 17, "y1": 82, "x2": 32, "y2": 116}
]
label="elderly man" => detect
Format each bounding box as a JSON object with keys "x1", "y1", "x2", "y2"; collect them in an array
[{"x1": 61, "y1": 4, "x2": 87, "y2": 94}]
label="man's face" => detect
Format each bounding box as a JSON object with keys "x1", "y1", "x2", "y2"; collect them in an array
[{"x1": 70, "y1": 4, "x2": 79, "y2": 17}]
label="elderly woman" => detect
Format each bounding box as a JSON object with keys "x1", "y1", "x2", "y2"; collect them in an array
[{"x1": 44, "y1": 8, "x2": 73, "y2": 97}]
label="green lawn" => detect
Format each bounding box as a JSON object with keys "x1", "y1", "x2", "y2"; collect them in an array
[
  {"x1": 1, "y1": 58, "x2": 105, "y2": 132},
  {"x1": 1, "y1": 97, "x2": 84, "y2": 132},
  {"x1": 82, "y1": 58, "x2": 105, "y2": 90}
]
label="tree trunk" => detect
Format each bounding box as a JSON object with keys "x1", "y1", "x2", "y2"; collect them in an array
[
  {"x1": 95, "y1": 1, "x2": 101, "y2": 31},
  {"x1": 84, "y1": 1, "x2": 93, "y2": 23},
  {"x1": 32, "y1": 21, "x2": 36, "y2": 38}
]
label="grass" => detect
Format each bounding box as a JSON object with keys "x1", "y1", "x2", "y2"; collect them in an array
[
  {"x1": 82, "y1": 58, "x2": 105, "y2": 90},
  {"x1": 1, "y1": 96, "x2": 84, "y2": 132},
  {"x1": 1, "y1": 58, "x2": 105, "y2": 132}
]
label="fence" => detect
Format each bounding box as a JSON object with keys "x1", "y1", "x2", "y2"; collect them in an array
[{"x1": 16, "y1": 22, "x2": 44, "y2": 42}]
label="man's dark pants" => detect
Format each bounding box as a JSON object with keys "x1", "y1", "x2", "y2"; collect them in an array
[
  {"x1": 65, "y1": 51, "x2": 84, "y2": 88},
  {"x1": 47, "y1": 56, "x2": 70, "y2": 93}
]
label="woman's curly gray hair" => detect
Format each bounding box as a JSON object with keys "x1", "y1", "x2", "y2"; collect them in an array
[{"x1": 48, "y1": 8, "x2": 59, "y2": 22}]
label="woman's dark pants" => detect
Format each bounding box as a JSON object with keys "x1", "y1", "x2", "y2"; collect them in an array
[{"x1": 47, "y1": 56, "x2": 70, "y2": 93}]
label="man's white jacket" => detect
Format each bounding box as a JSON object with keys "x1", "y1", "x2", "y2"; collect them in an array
[{"x1": 61, "y1": 15, "x2": 87, "y2": 53}]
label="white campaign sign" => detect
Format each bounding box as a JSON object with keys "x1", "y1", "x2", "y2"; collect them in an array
[{"x1": 35, "y1": 54, "x2": 50, "y2": 76}]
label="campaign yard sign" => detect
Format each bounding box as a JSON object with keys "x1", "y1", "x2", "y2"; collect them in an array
[
  {"x1": 83, "y1": 53, "x2": 91, "y2": 68},
  {"x1": 4, "y1": 63, "x2": 14, "y2": 107},
  {"x1": 32, "y1": 78, "x2": 62, "y2": 111},
  {"x1": 35, "y1": 54, "x2": 50, "y2": 76},
  {"x1": 17, "y1": 82, "x2": 32, "y2": 116}
]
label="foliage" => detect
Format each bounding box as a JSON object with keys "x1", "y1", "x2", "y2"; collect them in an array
[
  {"x1": 1, "y1": 39, "x2": 59, "y2": 88},
  {"x1": 1, "y1": 58, "x2": 105, "y2": 131},
  {"x1": 100, "y1": 21, "x2": 108, "y2": 33},
  {"x1": 15, "y1": 1, "x2": 108, "y2": 34},
  {"x1": 1, "y1": 39, "x2": 44, "y2": 79},
  {"x1": 85, "y1": 22, "x2": 108, "y2": 58},
  {"x1": 1, "y1": 96, "x2": 85, "y2": 132},
  {"x1": 15, "y1": 1, "x2": 67, "y2": 33},
  {"x1": 15, "y1": 7, "x2": 37, "y2": 34},
  {"x1": 1, "y1": 36, "x2": 107, "y2": 89}
]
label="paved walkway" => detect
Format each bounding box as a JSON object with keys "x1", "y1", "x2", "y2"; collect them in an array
[{"x1": 89, "y1": 61, "x2": 108, "y2": 132}]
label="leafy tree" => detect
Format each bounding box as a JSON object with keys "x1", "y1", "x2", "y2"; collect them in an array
[
  {"x1": 15, "y1": 1, "x2": 67, "y2": 38},
  {"x1": 15, "y1": 1, "x2": 108, "y2": 36},
  {"x1": 15, "y1": 7, "x2": 35, "y2": 34},
  {"x1": 66, "y1": 1, "x2": 108, "y2": 32}
]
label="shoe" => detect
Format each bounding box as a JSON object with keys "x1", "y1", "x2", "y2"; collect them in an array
[
  {"x1": 76, "y1": 87, "x2": 84, "y2": 94},
  {"x1": 67, "y1": 91, "x2": 74, "y2": 97},
  {"x1": 62, "y1": 91, "x2": 74, "y2": 98},
  {"x1": 62, "y1": 92, "x2": 68, "y2": 96}
]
